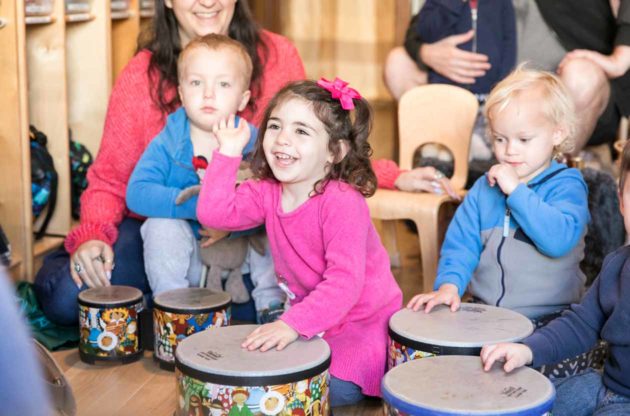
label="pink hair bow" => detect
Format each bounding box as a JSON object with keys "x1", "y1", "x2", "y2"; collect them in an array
[{"x1": 317, "y1": 77, "x2": 361, "y2": 110}]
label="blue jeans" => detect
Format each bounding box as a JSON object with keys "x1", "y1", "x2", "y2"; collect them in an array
[
  {"x1": 330, "y1": 376, "x2": 365, "y2": 407},
  {"x1": 34, "y1": 218, "x2": 257, "y2": 326},
  {"x1": 552, "y1": 368, "x2": 630, "y2": 416}
]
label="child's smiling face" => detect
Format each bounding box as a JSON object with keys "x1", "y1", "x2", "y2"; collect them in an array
[{"x1": 262, "y1": 97, "x2": 334, "y2": 194}]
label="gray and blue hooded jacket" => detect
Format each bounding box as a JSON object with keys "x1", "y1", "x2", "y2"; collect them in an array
[
  {"x1": 435, "y1": 161, "x2": 589, "y2": 318},
  {"x1": 126, "y1": 107, "x2": 257, "y2": 237}
]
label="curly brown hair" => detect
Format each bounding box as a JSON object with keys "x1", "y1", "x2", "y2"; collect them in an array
[{"x1": 249, "y1": 80, "x2": 377, "y2": 197}]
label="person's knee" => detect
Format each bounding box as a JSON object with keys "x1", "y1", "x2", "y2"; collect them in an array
[
  {"x1": 560, "y1": 58, "x2": 609, "y2": 109},
  {"x1": 384, "y1": 47, "x2": 427, "y2": 100},
  {"x1": 141, "y1": 218, "x2": 193, "y2": 243}
]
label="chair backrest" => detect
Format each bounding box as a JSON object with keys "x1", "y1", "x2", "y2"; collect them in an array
[{"x1": 398, "y1": 84, "x2": 479, "y2": 190}]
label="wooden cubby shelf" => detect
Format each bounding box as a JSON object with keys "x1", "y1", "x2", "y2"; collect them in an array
[{"x1": 1, "y1": 0, "x2": 144, "y2": 282}]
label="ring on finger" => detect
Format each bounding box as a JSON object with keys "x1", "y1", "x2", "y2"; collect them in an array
[
  {"x1": 434, "y1": 170, "x2": 445, "y2": 180},
  {"x1": 73, "y1": 262, "x2": 83, "y2": 274}
]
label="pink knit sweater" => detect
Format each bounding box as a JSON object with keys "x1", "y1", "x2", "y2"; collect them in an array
[
  {"x1": 64, "y1": 31, "x2": 305, "y2": 253},
  {"x1": 197, "y1": 152, "x2": 403, "y2": 397}
]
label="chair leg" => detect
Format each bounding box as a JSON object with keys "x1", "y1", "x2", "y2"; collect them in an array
[
  {"x1": 380, "y1": 219, "x2": 401, "y2": 268},
  {"x1": 415, "y1": 215, "x2": 440, "y2": 293}
]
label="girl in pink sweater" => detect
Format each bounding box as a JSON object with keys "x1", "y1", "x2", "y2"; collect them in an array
[{"x1": 197, "y1": 79, "x2": 403, "y2": 406}]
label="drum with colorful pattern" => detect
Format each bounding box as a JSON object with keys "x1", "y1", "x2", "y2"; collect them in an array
[
  {"x1": 175, "y1": 325, "x2": 331, "y2": 416},
  {"x1": 389, "y1": 304, "x2": 533, "y2": 368},
  {"x1": 153, "y1": 288, "x2": 231, "y2": 370},
  {"x1": 78, "y1": 285, "x2": 144, "y2": 364},
  {"x1": 382, "y1": 355, "x2": 555, "y2": 415}
]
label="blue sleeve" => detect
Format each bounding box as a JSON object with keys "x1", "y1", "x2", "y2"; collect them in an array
[
  {"x1": 416, "y1": 0, "x2": 467, "y2": 41},
  {"x1": 242, "y1": 121, "x2": 258, "y2": 157},
  {"x1": 499, "y1": 1, "x2": 517, "y2": 79},
  {"x1": 507, "y1": 173, "x2": 589, "y2": 257},
  {"x1": 523, "y1": 262, "x2": 610, "y2": 367},
  {"x1": 126, "y1": 138, "x2": 198, "y2": 220},
  {"x1": 434, "y1": 180, "x2": 484, "y2": 295}
]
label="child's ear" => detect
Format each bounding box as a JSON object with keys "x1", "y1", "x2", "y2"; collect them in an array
[
  {"x1": 331, "y1": 140, "x2": 350, "y2": 163},
  {"x1": 164, "y1": 0, "x2": 173, "y2": 8},
  {"x1": 238, "y1": 90, "x2": 251, "y2": 112},
  {"x1": 178, "y1": 85, "x2": 184, "y2": 104},
  {"x1": 552, "y1": 124, "x2": 568, "y2": 147}
]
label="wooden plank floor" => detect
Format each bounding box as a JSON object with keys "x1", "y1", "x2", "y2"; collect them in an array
[{"x1": 51, "y1": 221, "x2": 423, "y2": 416}]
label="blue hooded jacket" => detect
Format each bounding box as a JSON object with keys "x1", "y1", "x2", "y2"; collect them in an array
[{"x1": 126, "y1": 107, "x2": 257, "y2": 237}]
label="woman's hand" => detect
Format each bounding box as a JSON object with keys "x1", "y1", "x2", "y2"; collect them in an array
[
  {"x1": 394, "y1": 166, "x2": 461, "y2": 200},
  {"x1": 406, "y1": 283, "x2": 461, "y2": 313},
  {"x1": 420, "y1": 30, "x2": 491, "y2": 84},
  {"x1": 241, "y1": 320, "x2": 299, "y2": 352},
  {"x1": 481, "y1": 343, "x2": 533, "y2": 373},
  {"x1": 70, "y1": 240, "x2": 115, "y2": 289},
  {"x1": 199, "y1": 228, "x2": 230, "y2": 248},
  {"x1": 213, "y1": 114, "x2": 251, "y2": 157}
]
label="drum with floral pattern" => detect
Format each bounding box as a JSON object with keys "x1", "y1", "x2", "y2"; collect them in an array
[
  {"x1": 175, "y1": 325, "x2": 331, "y2": 416},
  {"x1": 78, "y1": 286, "x2": 144, "y2": 364},
  {"x1": 153, "y1": 288, "x2": 231, "y2": 370}
]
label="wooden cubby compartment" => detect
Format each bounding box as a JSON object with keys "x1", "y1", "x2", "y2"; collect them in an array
[{"x1": 0, "y1": 0, "x2": 143, "y2": 282}]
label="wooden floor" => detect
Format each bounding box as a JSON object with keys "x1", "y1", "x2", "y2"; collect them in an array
[{"x1": 51, "y1": 220, "x2": 423, "y2": 416}]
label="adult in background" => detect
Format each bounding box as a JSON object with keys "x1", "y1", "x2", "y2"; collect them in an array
[
  {"x1": 34, "y1": 0, "x2": 305, "y2": 326},
  {"x1": 385, "y1": 0, "x2": 630, "y2": 157}
]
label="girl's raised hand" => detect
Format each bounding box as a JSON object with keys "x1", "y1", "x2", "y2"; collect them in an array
[
  {"x1": 213, "y1": 114, "x2": 251, "y2": 157},
  {"x1": 481, "y1": 343, "x2": 533, "y2": 373},
  {"x1": 406, "y1": 283, "x2": 461, "y2": 313},
  {"x1": 242, "y1": 320, "x2": 299, "y2": 352}
]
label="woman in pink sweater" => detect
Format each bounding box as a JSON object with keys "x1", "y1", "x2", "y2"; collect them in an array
[
  {"x1": 34, "y1": 0, "x2": 305, "y2": 325},
  {"x1": 197, "y1": 79, "x2": 403, "y2": 406}
]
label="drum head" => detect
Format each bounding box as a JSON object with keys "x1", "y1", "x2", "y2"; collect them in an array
[
  {"x1": 78, "y1": 286, "x2": 143, "y2": 308},
  {"x1": 154, "y1": 288, "x2": 231, "y2": 313},
  {"x1": 175, "y1": 325, "x2": 331, "y2": 386},
  {"x1": 390, "y1": 303, "x2": 534, "y2": 348},
  {"x1": 382, "y1": 355, "x2": 555, "y2": 415}
]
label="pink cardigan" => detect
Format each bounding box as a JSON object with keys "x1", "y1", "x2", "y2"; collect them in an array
[
  {"x1": 197, "y1": 152, "x2": 403, "y2": 397},
  {"x1": 64, "y1": 31, "x2": 305, "y2": 253}
]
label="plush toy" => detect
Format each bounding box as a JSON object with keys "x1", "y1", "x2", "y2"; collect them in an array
[{"x1": 175, "y1": 176, "x2": 267, "y2": 303}]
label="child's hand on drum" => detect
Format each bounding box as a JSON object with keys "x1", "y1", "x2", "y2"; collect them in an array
[
  {"x1": 481, "y1": 343, "x2": 533, "y2": 373},
  {"x1": 242, "y1": 320, "x2": 299, "y2": 352},
  {"x1": 407, "y1": 283, "x2": 461, "y2": 313}
]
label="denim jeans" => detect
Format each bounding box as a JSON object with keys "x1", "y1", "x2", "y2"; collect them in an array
[
  {"x1": 552, "y1": 368, "x2": 630, "y2": 416},
  {"x1": 330, "y1": 376, "x2": 365, "y2": 407}
]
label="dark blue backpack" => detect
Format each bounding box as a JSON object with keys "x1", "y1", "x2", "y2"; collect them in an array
[{"x1": 30, "y1": 125, "x2": 58, "y2": 239}]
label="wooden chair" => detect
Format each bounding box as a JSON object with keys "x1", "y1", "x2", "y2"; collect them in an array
[{"x1": 368, "y1": 84, "x2": 478, "y2": 292}]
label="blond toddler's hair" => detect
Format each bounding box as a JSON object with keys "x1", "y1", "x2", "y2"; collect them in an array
[
  {"x1": 485, "y1": 64, "x2": 577, "y2": 154},
  {"x1": 177, "y1": 33, "x2": 253, "y2": 88}
]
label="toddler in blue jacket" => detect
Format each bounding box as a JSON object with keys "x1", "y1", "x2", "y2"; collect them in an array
[
  {"x1": 126, "y1": 34, "x2": 285, "y2": 320},
  {"x1": 408, "y1": 65, "x2": 589, "y2": 320},
  {"x1": 481, "y1": 141, "x2": 630, "y2": 415}
]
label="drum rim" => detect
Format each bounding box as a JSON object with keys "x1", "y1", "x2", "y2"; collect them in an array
[
  {"x1": 381, "y1": 357, "x2": 556, "y2": 416},
  {"x1": 174, "y1": 354, "x2": 331, "y2": 386},
  {"x1": 153, "y1": 301, "x2": 231, "y2": 315},
  {"x1": 389, "y1": 327, "x2": 481, "y2": 356},
  {"x1": 153, "y1": 288, "x2": 232, "y2": 313},
  {"x1": 389, "y1": 304, "x2": 534, "y2": 347},
  {"x1": 78, "y1": 286, "x2": 144, "y2": 308}
]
